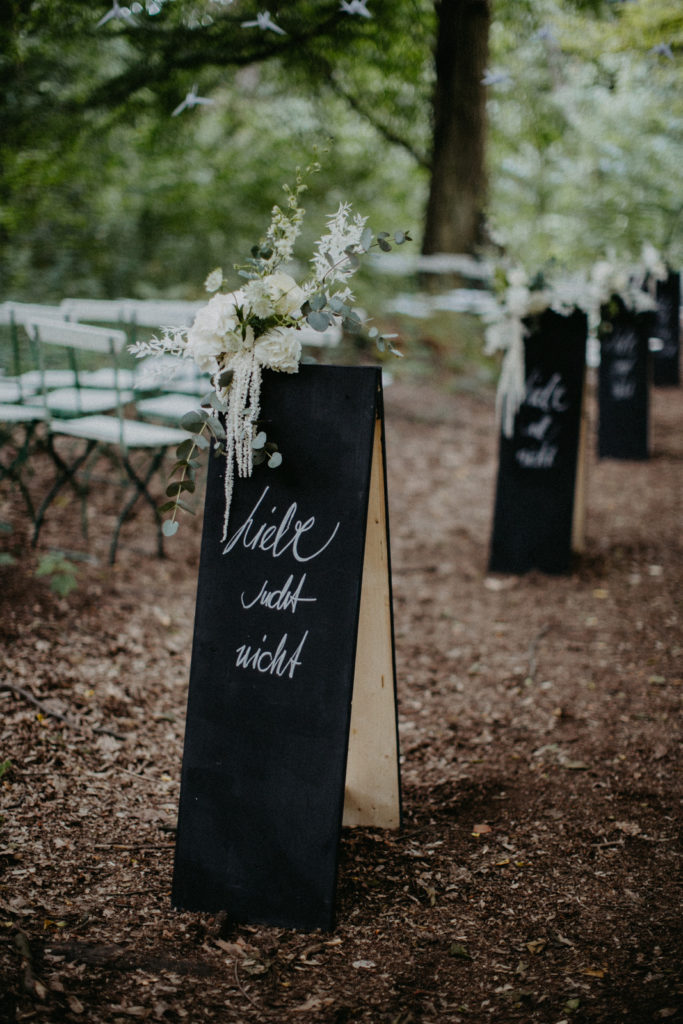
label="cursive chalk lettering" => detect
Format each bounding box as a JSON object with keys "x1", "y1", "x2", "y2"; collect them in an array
[
  {"x1": 516, "y1": 441, "x2": 559, "y2": 469},
  {"x1": 240, "y1": 573, "x2": 317, "y2": 614},
  {"x1": 609, "y1": 330, "x2": 637, "y2": 357},
  {"x1": 235, "y1": 631, "x2": 309, "y2": 680},
  {"x1": 525, "y1": 370, "x2": 569, "y2": 414},
  {"x1": 611, "y1": 380, "x2": 636, "y2": 400},
  {"x1": 223, "y1": 487, "x2": 340, "y2": 563}
]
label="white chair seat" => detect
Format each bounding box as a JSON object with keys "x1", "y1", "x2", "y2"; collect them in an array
[
  {"x1": 0, "y1": 380, "x2": 33, "y2": 402},
  {"x1": 78, "y1": 367, "x2": 138, "y2": 389},
  {"x1": 0, "y1": 403, "x2": 46, "y2": 424},
  {"x1": 20, "y1": 369, "x2": 79, "y2": 391},
  {"x1": 136, "y1": 393, "x2": 201, "y2": 423},
  {"x1": 53, "y1": 414, "x2": 186, "y2": 448},
  {"x1": 43, "y1": 387, "x2": 135, "y2": 416}
]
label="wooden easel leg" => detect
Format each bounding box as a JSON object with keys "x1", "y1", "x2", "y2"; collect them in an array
[
  {"x1": 343, "y1": 419, "x2": 400, "y2": 830},
  {"x1": 572, "y1": 372, "x2": 588, "y2": 555}
]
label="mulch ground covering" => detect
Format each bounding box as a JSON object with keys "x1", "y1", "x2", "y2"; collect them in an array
[{"x1": 0, "y1": 375, "x2": 680, "y2": 1024}]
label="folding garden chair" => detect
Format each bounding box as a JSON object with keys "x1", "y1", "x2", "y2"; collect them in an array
[
  {"x1": 0, "y1": 402, "x2": 47, "y2": 525},
  {"x1": 26, "y1": 318, "x2": 187, "y2": 563}
]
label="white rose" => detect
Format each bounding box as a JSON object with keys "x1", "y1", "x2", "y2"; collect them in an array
[
  {"x1": 185, "y1": 291, "x2": 244, "y2": 371},
  {"x1": 264, "y1": 272, "x2": 306, "y2": 317},
  {"x1": 506, "y1": 285, "x2": 530, "y2": 317},
  {"x1": 253, "y1": 327, "x2": 302, "y2": 373},
  {"x1": 507, "y1": 268, "x2": 528, "y2": 288}
]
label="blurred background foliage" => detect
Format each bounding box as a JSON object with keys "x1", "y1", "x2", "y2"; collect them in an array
[{"x1": 0, "y1": 0, "x2": 680, "y2": 305}]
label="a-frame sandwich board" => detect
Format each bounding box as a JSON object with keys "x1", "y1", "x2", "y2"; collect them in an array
[{"x1": 172, "y1": 365, "x2": 400, "y2": 931}]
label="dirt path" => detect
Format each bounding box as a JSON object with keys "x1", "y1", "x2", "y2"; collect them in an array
[{"x1": 0, "y1": 377, "x2": 681, "y2": 1024}]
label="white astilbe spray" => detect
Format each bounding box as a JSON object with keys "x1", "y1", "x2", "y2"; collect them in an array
[
  {"x1": 262, "y1": 202, "x2": 304, "y2": 268},
  {"x1": 311, "y1": 202, "x2": 369, "y2": 293}
]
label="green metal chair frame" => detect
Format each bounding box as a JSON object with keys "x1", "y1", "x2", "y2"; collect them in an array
[{"x1": 26, "y1": 318, "x2": 186, "y2": 563}]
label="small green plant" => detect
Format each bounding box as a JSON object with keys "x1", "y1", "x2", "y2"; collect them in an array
[
  {"x1": 0, "y1": 759, "x2": 12, "y2": 782},
  {"x1": 35, "y1": 553, "x2": 79, "y2": 597}
]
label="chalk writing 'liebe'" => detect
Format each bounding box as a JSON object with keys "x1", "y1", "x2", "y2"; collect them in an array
[{"x1": 223, "y1": 486, "x2": 342, "y2": 681}]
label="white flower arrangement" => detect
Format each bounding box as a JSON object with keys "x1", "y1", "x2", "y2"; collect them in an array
[
  {"x1": 589, "y1": 243, "x2": 667, "y2": 321},
  {"x1": 484, "y1": 266, "x2": 590, "y2": 438},
  {"x1": 131, "y1": 170, "x2": 409, "y2": 538},
  {"x1": 485, "y1": 245, "x2": 667, "y2": 438}
]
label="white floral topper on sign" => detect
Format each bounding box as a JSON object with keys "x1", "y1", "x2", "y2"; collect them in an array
[
  {"x1": 130, "y1": 165, "x2": 410, "y2": 540},
  {"x1": 484, "y1": 244, "x2": 667, "y2": 439}
]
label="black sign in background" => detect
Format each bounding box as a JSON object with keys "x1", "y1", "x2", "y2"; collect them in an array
[
  {"x1": 488, "y1": 307, "x2": 587, "y2": 575},
  {"x1": 652, "y1": 270, "x2": 680, "y2": 387},
  {"x1": 598, "y1": 297, "x2": 655, "y2": 460},
  {"x1": 172, "y1": 365, "x2": 395, "y2": 932}
]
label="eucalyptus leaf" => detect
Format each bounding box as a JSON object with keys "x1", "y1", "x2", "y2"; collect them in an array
[
  {"x1": 176, "y1": 438, "x2": 194, "y2": 460},
  {"x1": 267, "y1": 451, "x2": 283, "y2": 469},
  {"x1": 162, "y1": 520, "x2": 180, "y2": 537},
  {"x1": 343, "y1": 315, "x2": 363, "y2": 335},
  {"x1": 192, "y1": 432, "x2": 210, "y2": 450},
  {"x1": 180, "y1": 410, "x2": 207, "y2": 433},
  {"x1": 252, "y1": 431, "x2": 267, "y2": 450},
  {"x1": 206, "y1": 418, "x2": 226, "y2": 441},
  {"x1": 378, "y1": 238, "x2": 392, "y2": 252},
  {"x1": 309, "y1": 292, "x2": 327, "y2": 312},
  {"x1": 208, "y1": 392, "x2": 228, "y2": 412},
  {"x1": 252, "y1": 450, "x2": 267, "y2": 466},
  {"x1": 360, "y1": 226, "x2": 373, "y2": 251},
  {"x1": 307, "y1": 310, "x2": 333, "y2": 332},
  {"x1": 166, "y1": 478, "x2": 195, "y2": 497},
  {"x1": 328, "y1": 296, "x2": 348, "y2": 314},
  {"x1": 216, "y1": 369, "x2": 234, "y2": 390},
  {"x1": 158, "y1": 500, "x2": 179, "y2": 514}
]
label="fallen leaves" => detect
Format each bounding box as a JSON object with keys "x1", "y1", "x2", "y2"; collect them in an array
[{"x1": 449, "y1": 942, "x2": 472, "y2": 960}]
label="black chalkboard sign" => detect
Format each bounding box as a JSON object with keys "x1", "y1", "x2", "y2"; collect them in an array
[
  {"x1": 598, "y1": 297, "x2": 655, "y2": 460},
  {"x1": 652, "y1": 270, "x2": 680, "y2": 387},
  {"x1": 488, "y1": 307, "x2": 587, "y2": 575},
  {"x1": 172, "y1": 365, "x2": 400, "y2": 932}
]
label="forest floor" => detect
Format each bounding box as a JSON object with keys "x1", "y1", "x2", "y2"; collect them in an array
[{"x1": 0, "y1": 372, "x2": 681, "y2": 1024}]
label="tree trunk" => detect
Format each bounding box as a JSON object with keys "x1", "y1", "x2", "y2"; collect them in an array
[{"x1": 422, "y1": 0, "x2": 490, "y2": 256}]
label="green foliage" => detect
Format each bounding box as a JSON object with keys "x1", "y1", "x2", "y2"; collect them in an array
[
  {"x1": 34, "y1": 553, "x2": 79, "y2": 597},
  {"x1": 487, "y1": 0, "x2": 682, "y2": 269},
  {"x1": 0, "y1": 1, "x2": 428, "y2": 303},
  {"x1": 0, "y1": 759, "x2": 11, "y2": 782},
  {"x1": 0, "y1": 0, "x2": 679, "y2": 311}
]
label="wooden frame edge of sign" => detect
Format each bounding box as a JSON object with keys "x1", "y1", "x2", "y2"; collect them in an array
[
  {"x1": 571, "y1": 366, "x2": 588, "y2": 555},
  {"x1": 342, "y1": 404, "x2": 401, "y2": 830}
]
